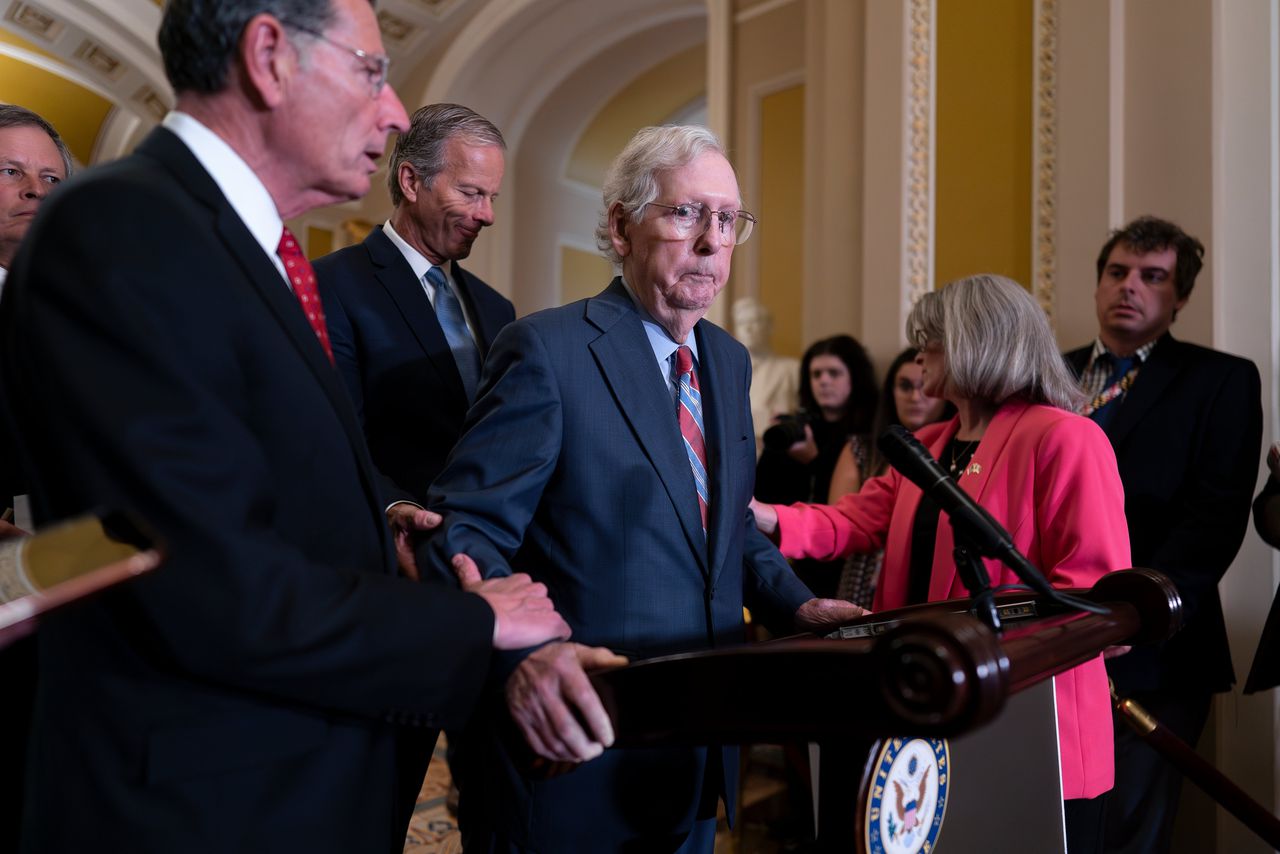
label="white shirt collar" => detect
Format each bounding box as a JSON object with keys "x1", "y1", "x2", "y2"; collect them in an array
[
  {"x1": 382, "y1": 219, "x2": 447, "y2": 285},
  {"x1": 162, "y1": 111, "x2": 285, "y2": 276},
  {"x1": 619, "y1": 277, "x2": 700, "y2": 397}
]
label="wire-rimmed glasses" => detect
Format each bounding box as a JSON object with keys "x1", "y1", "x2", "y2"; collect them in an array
[{"x1": 646, "y1": 202, "x2": 757, "y2": 245}]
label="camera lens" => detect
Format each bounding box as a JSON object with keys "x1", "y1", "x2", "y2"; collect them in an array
[{"x1": 762, "y1": 417, "x2": 808, "y2": 452}]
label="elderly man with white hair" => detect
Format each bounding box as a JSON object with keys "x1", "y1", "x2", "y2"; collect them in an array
[{"x1": 422, "y1": 124, "x2": 861, "y2": 853}]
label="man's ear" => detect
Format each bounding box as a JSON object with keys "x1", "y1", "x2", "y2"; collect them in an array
[
  {"x1": 398, "y1": 164, "x2": 420, "y2": 205},
  {"x1": 608, "y1": 203, "x2": 631, "y2": 259},
  {"x1": 239, "y1": 13, "x2": 294, "y2": 109}
]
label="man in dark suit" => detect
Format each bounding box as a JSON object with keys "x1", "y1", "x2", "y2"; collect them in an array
[
  {"x1": 315, "y1": 103, "x2": 514, "y2": 509},
  {"x1": 421, "y1": 125, "x2": 861, "y2": 853},
  {"x1": 1065, "y1": 215, "x2": 1262, "y2": 854},
  {"x1": 0, "y1": 2, "x2": 572, "y2": 852},
  {"x1": 0, "y1": 102, "x2": 72, "y2": 854},
  {"x1": 0, "y1": 103, "x2": 72, "y2": 530},
  {"x1": 314, "y1": 101, "x2": 515, "y2": 831}
]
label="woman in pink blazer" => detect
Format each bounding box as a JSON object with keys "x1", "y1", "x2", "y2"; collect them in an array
[{"x1": 753, "y1": 274, "x2": 1130, "y2": 852}]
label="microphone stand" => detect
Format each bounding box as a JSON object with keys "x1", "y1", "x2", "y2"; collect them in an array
[{"x1": 952, "y1": 529, "x2": 1001, "y2": 632}]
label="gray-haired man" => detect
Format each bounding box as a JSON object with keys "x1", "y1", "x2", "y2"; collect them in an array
[{"x1": 316, "y1": 103, "x2": 514, "y2": 512}]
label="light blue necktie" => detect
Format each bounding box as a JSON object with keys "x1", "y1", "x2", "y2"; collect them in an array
[{"x1": 426, "y1": 266, "x2": 482, "y2": 402}]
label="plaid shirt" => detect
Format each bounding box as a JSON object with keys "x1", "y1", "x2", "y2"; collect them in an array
[{"x1": 1078, "y1": 337, "x2": 1159, "y2": 407}]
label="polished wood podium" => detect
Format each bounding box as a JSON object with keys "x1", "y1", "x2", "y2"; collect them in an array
[{"x1": 588, "y1": 569, "x2": 1182, "y2": 852}]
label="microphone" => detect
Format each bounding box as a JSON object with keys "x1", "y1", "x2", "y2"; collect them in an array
[{"x1": 877, "y1": 424, "x2": 1107, "y2": 614}]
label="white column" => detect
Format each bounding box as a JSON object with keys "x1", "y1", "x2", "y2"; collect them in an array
[{"x1": 1212, "y1": 1, "x2": 1280, "y2": 849}]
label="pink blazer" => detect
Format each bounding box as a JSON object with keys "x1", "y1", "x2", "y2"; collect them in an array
[{"x1": 774, "y1": 400, "x2": 1130, "y2": 799}]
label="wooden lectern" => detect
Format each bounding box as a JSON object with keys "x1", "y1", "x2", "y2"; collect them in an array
[{"x1": 588, "y1": 569, "x2": 1182, "y2": 853}]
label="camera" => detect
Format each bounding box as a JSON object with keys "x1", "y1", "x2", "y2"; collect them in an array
[{"x1": 762, "y1": 410, "x2": 814, "y2": 453}]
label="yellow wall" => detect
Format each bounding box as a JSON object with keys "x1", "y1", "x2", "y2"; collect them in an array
[
  {"x1": 732, "y1": 1, "x2": 805, "y2": 355},
  {"x1": 306, "y1": 226, "x2": 333, "y2": 260},
  {"x1": 934, "y1": 0, "x2": 1033, "y2": 290},
  {"x1": 758, "y1": 85, "x2": 804, "y2": 358},
  {"x1": 561, "y1": 246, "x2": 613, "y2": 305},
  {"x1": 0, "y1": 30, "x2": 113, "y2": 166},
  {"x1": 568, "y1": 45, "x2": 706, "y2": 188}
]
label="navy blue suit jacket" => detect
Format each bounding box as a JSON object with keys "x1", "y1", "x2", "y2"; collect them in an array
[
  {"x1": 315, "y1": 226, "x2": 514, "y2": 504},
  {"x1": 0, "y1": 127, "x2": 495, "y2": 853},
  {"x1": 421, "y1": 278, "x2": 812, "y2": 851},
  {"x1": 1067, "y1": 334, "x2": 1261, "y2": 693}
]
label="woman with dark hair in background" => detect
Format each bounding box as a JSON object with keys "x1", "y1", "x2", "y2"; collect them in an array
[
  {"x1": 826, "y1": 347, "x2": 951, "y2": 605},
  {"x1": 754, "y1": 334, "x2": 876, "y2": 598}
]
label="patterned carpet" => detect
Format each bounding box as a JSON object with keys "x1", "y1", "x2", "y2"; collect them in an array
[
  {"x1": 403, "y1": 740, "x2": 462, "y2": 854},
  {"x1": 403, "y1": 741, "x2": 805, "y2": 854}
]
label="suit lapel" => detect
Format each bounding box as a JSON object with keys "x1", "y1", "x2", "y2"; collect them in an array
[
  {"x1": 364, "y1": 228, "x2": 469, "y2": 405},
  {"x1": 137, "y1": 129, "x2": 392, "y2": 562},
  {"x1": 1105, "y1": 334, "x2": 1181, "y2": 447},
  {"x1": 586, "y1": 279, "x2": 709, "y2": 572},
  {"x1": 696, "y1": 324, "x2": 737, "y2": 586}
]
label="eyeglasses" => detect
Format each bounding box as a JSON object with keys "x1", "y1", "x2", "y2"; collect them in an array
[
  {"x1": 285, "y1": 22, "x2": 391, "y2": 99},
  {"x1": 646, "y1": 202, "x2": 757, "y2": 245}
]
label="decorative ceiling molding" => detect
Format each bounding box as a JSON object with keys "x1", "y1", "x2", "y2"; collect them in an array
[
  {"x1": 0, "y1": 42, "x2": 117, "y2": 103},
  {"x1": 406, "y1": 0, "x2": 464, "y2": 16},
  {"x1": 376, "y1": 9, "x2": 417, "y2": 45},
  {"x1": 2, "y1": 0, "x2": 170, "y2": 135},
  {"x1": 6, "y1": 2, "x2": 63, "y2": 41},
  {"x1": 72, "y1": 38, "x2": 127, "y2": 82},
  {"x1": 422, "y1": 0, "x2": 704, "y2": 150},
  {"x1": 1, "y1": 0, "x2": 489, "y2": 164}
]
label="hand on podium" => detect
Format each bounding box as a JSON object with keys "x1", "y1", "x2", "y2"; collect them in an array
[
  {"x1": 794, "y1": 597, "x2": 869, "y2": 632},
  {"x1": 506, "y1": 641, "x2": 628, "y2": 763}
]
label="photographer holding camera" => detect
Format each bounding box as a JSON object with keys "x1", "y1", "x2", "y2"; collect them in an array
[{"x1": 754, "y1": 334, "x2": 876, "y2": 598}]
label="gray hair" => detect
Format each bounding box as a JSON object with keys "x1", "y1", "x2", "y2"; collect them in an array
[
  {"x1": 0, "y1": 104, "x2": 73, "y2": 178},
  {"x1": 594, "y1": 125, "x2": 728, "y2": 265},
  {"x1": 386, "y1": 103, "x2": 506, "y2": 207},
  {"x1": 906, "y1": 273, "x2": 1084, "y2": 411},
  {"x1": 158, "y1": 0, "x2": 349, "y2": 95}
]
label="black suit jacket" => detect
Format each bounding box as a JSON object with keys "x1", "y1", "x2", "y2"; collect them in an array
[
  {"x1": 1066, "y1": 334, "x2": 1262, "y2": 692},
  {"x1": 1247, "y1": 478, "x2": 1280, "y2": 692},
  {"x1": 315, "y1": 227, "x2": 514, "y2": 504},
  {"x1": 0, "y1": 127, "x2": 495, "y2": 853}
]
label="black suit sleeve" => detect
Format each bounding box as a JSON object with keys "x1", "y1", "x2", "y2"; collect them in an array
[{"x1": 1147, "y1": 358, "x2": 1262, "y2": 623}]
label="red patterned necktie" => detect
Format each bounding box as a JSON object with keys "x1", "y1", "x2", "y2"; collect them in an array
[
  {"x1": 675, "y1": 345, "x2": 709, "y2": 533},
  {"x1": 277, "y1": 227, "x2": 334, "y2": 364}
]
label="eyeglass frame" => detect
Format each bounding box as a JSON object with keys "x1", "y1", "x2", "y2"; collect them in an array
[
  {"x1": 644, "y1": 201, "x2": 758, "y2": 245},
  {"x1": 284, "y1": 21, "x2": 391, "y2": 99}
]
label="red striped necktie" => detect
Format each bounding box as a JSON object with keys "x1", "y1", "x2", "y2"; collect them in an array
[{"x1": 675, "y1": 345, "x2": 709, "y2": 533}]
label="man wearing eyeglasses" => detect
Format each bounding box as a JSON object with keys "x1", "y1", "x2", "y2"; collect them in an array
[
  {"x1": 420, "y1": 125, "x2": 861, "y2": 853},
  {"x1": 0, "y1": 2, "x2": 577, "y2": 852}
]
